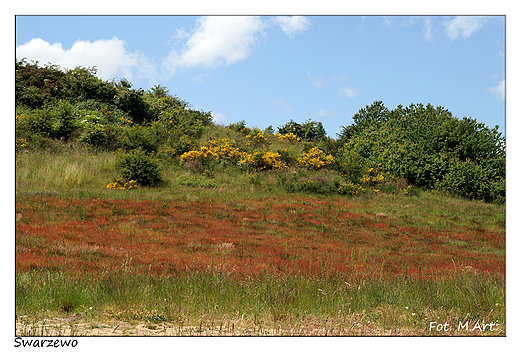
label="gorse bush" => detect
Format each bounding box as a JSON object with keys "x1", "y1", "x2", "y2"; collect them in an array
[
  {"x1": 106, "y1": 178, "x2": 138, "y2": 190},
  {"x1": 297, "y1": 147, "x2": 334, "y2": 170},
  {"x1": 116, "y1": 149, "x2": 162, "y2": 187}
]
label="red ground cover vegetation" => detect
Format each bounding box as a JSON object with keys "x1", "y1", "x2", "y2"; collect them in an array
[{"x1": 15, "y1": 195, "x2": 505, "y2": 280}]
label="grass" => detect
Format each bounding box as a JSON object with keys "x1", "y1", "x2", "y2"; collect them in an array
[
  {"x1": 16, "y1": 269, "x2": 504, "y2": 336},
  {"x1": 15, "y1": 146, "x2": 506, "y2": 336}
]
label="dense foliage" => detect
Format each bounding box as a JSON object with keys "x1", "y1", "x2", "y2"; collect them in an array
[
  {"x1": 336, "y1": 101, "x2": 505, "y2": 202},
  {"x1": 15, "y1": 59, "x2": 505, "y2": 202}
]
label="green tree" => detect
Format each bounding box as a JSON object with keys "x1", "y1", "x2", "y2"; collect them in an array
[
  {"x1": 337, "y1": 101, "x2": 505, "y2": 202},
  {"x1": 278, "y1": 119, "x2": 327, "y2": 142}
]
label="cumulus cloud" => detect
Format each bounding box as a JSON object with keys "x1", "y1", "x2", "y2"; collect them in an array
[
  {"x1": 164, "y1": 16, "x2": 265, "y2": 72},
  {"x1": 489, "y1": 79, "x2": 505, "y2": 101},
  {"x1": 444, "y1": 16, "x2": 489, "y2": 40},
  {"x1": 274, "y1": 16, "x2": 310, "y2": 39},
  {"x1": 339, "y1": 86, "x2": 358, "y2": 98},
  {"x1": 16, "y1": 37, "x2": 154, "y2": 82}
]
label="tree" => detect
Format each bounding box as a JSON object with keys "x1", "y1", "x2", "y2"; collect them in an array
[
  {"x1": 337, "y1": 101, "x2": 505, "y2": 202},
  {"x1": 278, "y1": 119, "x2": 327, "y2": 142}
]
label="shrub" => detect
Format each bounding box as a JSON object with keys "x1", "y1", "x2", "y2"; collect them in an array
[
  {"x1": 21, "y1": 109, "x2": 53, "y2": 138},
  {"x1": 118, "y1": 125, "x2": 158, "y2": 153},
  {"x1": 116, "y1": 149, "x2": 162, "y2": 186},
  {"x1": 277, "y1": 119, "x2": 327, "y2": 142},
  {"x1": 337, "y1": 101, "x2": 505, "y2": 202},
  {"x1": 50, "y1": 101, "x2": 77, "y2": 139},
  {"x1": 78, "y1": 123, "x2": 108, "y2": 147},
  {"x1": 297, "y1": 147, "x2": 334, "y2": 170},
  {"x1": 106, "y1": 178, "x2": 138, "y2": 190},
  {"x1": 115, "y1": 83, "x2": 150, "y2": 124},
  {"x1": 63, "y1": 67, "x2": 117, "y2": 104},
  {"x1": 276, "y1": 132, "x2": 300, "y2": 144},
  {"x1": 248, "y1": 151, "x2": 287, "y2": 171}
]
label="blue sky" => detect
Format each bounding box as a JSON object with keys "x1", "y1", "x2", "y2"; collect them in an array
[{"x1": 15, "y1": 15, "x2": 505, "y2": 137}]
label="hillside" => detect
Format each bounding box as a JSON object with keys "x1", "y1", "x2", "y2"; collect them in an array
[
  {"x1": 15, "y1": 60, "x2": 505, "y2": 336},
  {"x1": 15, "y1": 59, "x2": 505, "y2": 203}
]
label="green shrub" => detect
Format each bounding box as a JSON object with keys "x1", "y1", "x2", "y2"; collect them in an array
[
  {"x1": 116, "y1": 149, "x2": 162, "y2": 186},
  {"x1": 115, "y1": 82, "x2": 151, "y2": 124},
  {"x1": 433, "y1": 158, "x2": 502, "y2": 202},
  {"x1": 21, "y1": 109, "x2": 53, "y2": 138},
  {"x1": 78, "y1": 124, "x2": 108, "y2": 147},
  {"x1": 63, "y1": 67, "x2": 117, "y2": 104},
  {"x1": 50, "y1": 101, "x2": 77, "y2": 139},
  {"x1": 337, "y1": 101, "x2": 505, "y2": 203},
  {"x1": 16, "y1": 85, "x2": 47, "y2": 109},
  {"x1": 277, "y1": 119, "x2": 327, "y2": 142},
  {"x1": 119, "y1": 125, "x2": 158, "y2": 153}
]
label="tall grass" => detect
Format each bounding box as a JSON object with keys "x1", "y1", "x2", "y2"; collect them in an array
[{"x1": 16, "y1": 267, "x2": 504, "y2": 335}]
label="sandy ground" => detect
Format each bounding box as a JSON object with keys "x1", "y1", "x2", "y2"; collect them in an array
[
  {"x1": 15, "y1": 314, "x2": 423, "y2": 337},
  {"x1": 16, "y1": 313, "x2": 505, "y2": 337}
]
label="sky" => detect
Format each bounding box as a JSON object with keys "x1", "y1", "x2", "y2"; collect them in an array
[{"x1": 15, "y1": 15, "x2": 506, "y2": 138}]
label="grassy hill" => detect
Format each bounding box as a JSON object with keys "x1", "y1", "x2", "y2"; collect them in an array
[{"x1": 15, "y1": 60, "x2": 505, "y2": 336}]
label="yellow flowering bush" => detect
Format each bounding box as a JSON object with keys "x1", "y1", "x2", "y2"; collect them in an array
[
  {"x1": 106, "y1": 178, "x2": 138, "y2": 190},
  {"x1": 246, "y1": 132, "x2": 269, "y2": 146},
  {"x1": 180, "y1": 138, "x2": 245, "y2": 164},
  {"x1": 16, "y1": 138, "x2": 29, "y2": 153},
  {"x1": 247, "y1": 151, "x2": 287, "y2": 171},
  {"x1": 297, "y1": 147, "x2": 334, "y2": 170},
  {"x1": 275, "y1": 132, "x2": 300, "y2": 144},
  {"x1": 362, "y1": 164, "x2": 385, "y2": 187}
]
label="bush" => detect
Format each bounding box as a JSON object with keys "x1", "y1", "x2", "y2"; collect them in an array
[
  {"x1": 116, "y1": 149, "x2": 162, "y2": 186},
  {"x1": 63, "y1": 67, "x2": 117, "y2": 104},
  {"x1": 50, "y1": 101, "x2": 77, "y2": 139},
  {"x1": 78, "y1": 124, "x2": 108, "y2": 147},
  {"x1": 277, "y1": 119, "x2": 327, "y2": 142},
  {"x1": 114, "y1": 79, "x2": 151, "y2": 124},
  {"x1": 337, "y1": 101, "x2": 505, "y2": 203},
  {"x1": 21, "y1": 109, "x2": 53, "y2": 138},
  {"x1": 297, "y1": 147, "x2": 334, "y2": 170},
  {"x1": 118, "y1": 125, "x2": 158, "y2": 153}
]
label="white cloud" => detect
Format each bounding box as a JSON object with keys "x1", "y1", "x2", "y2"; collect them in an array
[
  {"x1": 383, "y1": 16, "x2": 393, "y2": 27},
  {"x1": 489, "y1": 79, "x2": 505, "y2": 101},
  {"x1": 164, "y1": 16, "x2": 264, "y2": 72},
  {"x1": 308, "y1": 70, "x2": 324, "y2": 89},
  {"x1": 211, "y1": 112, "x2": 227, "y2": 125},
  {"x1": 269, "y1": 98, "x2": 292, "y2": 116},
  {"x1": 274, "y1": 16, "x2": 310, "y2": 39},
  {"x1": 16, "y1": 37, "x2": 153, "y2": 82},
  {"x1": 315, "y1": 109, "x2": 336, "y2": 119},
  {"x1": 339, "y1": 86, "x2": 358, "y2": 98},
  {"x1": 423, "y1": 17, "x2": 433, "y2": 42},
  {"x1": 444, "y1": 16, "x2": 489, "y2": 40}
]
